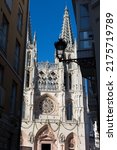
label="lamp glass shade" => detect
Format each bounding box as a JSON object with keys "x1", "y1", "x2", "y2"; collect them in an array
[
  {"x1": 54, "y1": 38, "x2": 67, "y2": 60},
  {"x1": 56, "y1": 49, "x2": 64, "y2": 59}
]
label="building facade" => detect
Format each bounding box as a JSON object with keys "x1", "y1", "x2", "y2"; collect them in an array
[
  {"x1": 72, "y1": 0, "x2": 100, "y2": 149},
  {"x1": 0, "y1": 0, "x2": 29, "y2": 149},
  {"x1": 21, "y1": 7, "x2": 87, "y2": 150}
]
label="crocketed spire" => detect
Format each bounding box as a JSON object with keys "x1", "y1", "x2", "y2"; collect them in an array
[{"x1": 60, "y1": 6, "x2": 74, "y2": 48}]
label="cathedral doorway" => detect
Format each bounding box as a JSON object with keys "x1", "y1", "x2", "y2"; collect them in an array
[
  {"x1": 34, "y1": 125, "x2": 57, "y2": 150},
  {"x1": 41, "y1": 144, "x2": 51, "y2": 150}
]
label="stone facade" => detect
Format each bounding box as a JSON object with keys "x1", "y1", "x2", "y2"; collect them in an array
[{"x1": 21, "y1": 7, "x2": 87, "y2": 150}]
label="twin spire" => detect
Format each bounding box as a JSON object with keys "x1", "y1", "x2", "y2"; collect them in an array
[
  {"x1": 27, "y1": 6, "x2": 74, "y2": 49},
  {"x1": 60, "y1": 6, "x2": 74, "y2": 48}
]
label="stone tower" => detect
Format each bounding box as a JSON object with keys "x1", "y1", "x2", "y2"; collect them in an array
[{"x1": 21, "y1": 7, "x2": 86, "y2": 150}]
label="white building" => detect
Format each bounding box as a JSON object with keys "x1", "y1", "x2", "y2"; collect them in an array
[{"x1": 21, "y1": 7, "x2": 87, "y2": 150}]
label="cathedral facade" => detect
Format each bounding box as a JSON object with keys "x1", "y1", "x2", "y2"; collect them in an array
[{"x1": 21, "y1": 7, "x2": 87, "y2": 150}]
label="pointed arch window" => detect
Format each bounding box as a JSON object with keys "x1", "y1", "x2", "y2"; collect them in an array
[
  {"x1": 66, "y1": 100, "x2": 73, "y2": 120},
  {"x1": 68, "y1": 54, "x2": 72, "y2": 69},
  {"x1": 22, "y1": 100, "x2": 26, "y2": 119},
  {"x1": 48, "y1": 71, "x2": 58, "y2": 90},
  {"x1": 38, "y1": 71, "x2": 46, "y2": 89},
  {"x1": 69, "y1": 73, "x2": 72, "y2": 90},
  {"x1": 26, "y1": 70, "x2": 30, "y2": 88},
  {"x1": 64, "y1": 72, "x2": 67, "y2": 90},
  {"x1": 27, "y1": 51, "x2": 31, "y2": 66}
]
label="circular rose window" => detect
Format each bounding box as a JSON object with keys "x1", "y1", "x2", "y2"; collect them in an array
[{"x1": 39, "y1": 97, "x2": 54, "y2": 114}]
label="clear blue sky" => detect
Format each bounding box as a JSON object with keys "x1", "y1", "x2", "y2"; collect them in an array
[{"x1": 30, "y1": 0, "x2": 77, "y2": 62}]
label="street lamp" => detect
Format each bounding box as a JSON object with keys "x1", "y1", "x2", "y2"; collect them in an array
[
  {"x1": 54, "y1": 38, "x2": 79, "y2": 64},
  {"x1": 54, "y1": 38, "x2": 67, "y2": 61}
]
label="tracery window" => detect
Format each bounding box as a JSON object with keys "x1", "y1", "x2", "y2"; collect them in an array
[
  {"x1": 38, "y1": 71, "x2": 46, "y2": 89},
  {"x1": 38, "y1": 71, "x2": 58, "y2": 90},
  {"x1": 39, "y1": 97, "x2": 54, "y2": 114},
  {"x1": 48, "y1": 72, "x2": 58, "y2": 90}
]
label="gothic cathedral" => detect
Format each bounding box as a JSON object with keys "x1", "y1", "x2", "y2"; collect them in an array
[{"x1": 21, "y1": 7, "x2": 86, "y2": 150}]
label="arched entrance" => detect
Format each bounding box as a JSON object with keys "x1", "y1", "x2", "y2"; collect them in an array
[
  {"x1": 34, "y1": 125, "x2": 57, "y2": 150},
  {"x1": 65, "y1": 132, "x2": 76, "y2": 150}
]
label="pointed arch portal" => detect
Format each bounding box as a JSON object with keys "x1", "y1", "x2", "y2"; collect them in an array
[{"x1": 34, "y1": 125, "x2": 57, "y2": 150}]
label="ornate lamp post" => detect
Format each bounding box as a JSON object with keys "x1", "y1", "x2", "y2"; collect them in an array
[
  {"x1": 54, "y1": 38, "x2": 79, "y2": 64},
  {"x1": 54, "y1": 38, "x2": 67, "y2": 62}
]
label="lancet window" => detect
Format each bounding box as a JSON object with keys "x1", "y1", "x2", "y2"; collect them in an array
[
  {"x1": 69, "y1": 73, "x2": 72, "y2": 90},
  {"x1": 26, "y1": 70, "x2": 30, "y2": 88},
  {"x1": 27, "y1": 51, "x2": 31, "y2": 66},
  {"x1": 68, "y1": 54, "x2": 72, "y2": 69},
  {"x1": 66, "y1": 100, "x2": 73, "y2": 120}
]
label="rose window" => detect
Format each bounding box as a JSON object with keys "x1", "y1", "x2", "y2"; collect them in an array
[{"x1": 39, "y1": 98, "x2": 54, "y2": 114}]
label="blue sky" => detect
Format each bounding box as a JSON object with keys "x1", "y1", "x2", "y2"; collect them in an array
[{"x1": 30, "y1": 0, "x2": 77, "y2": 62}]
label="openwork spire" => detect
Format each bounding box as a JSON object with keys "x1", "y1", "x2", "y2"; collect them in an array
[{"x1": 60, "y1": 6, "x2": 74, "y2": 47}]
